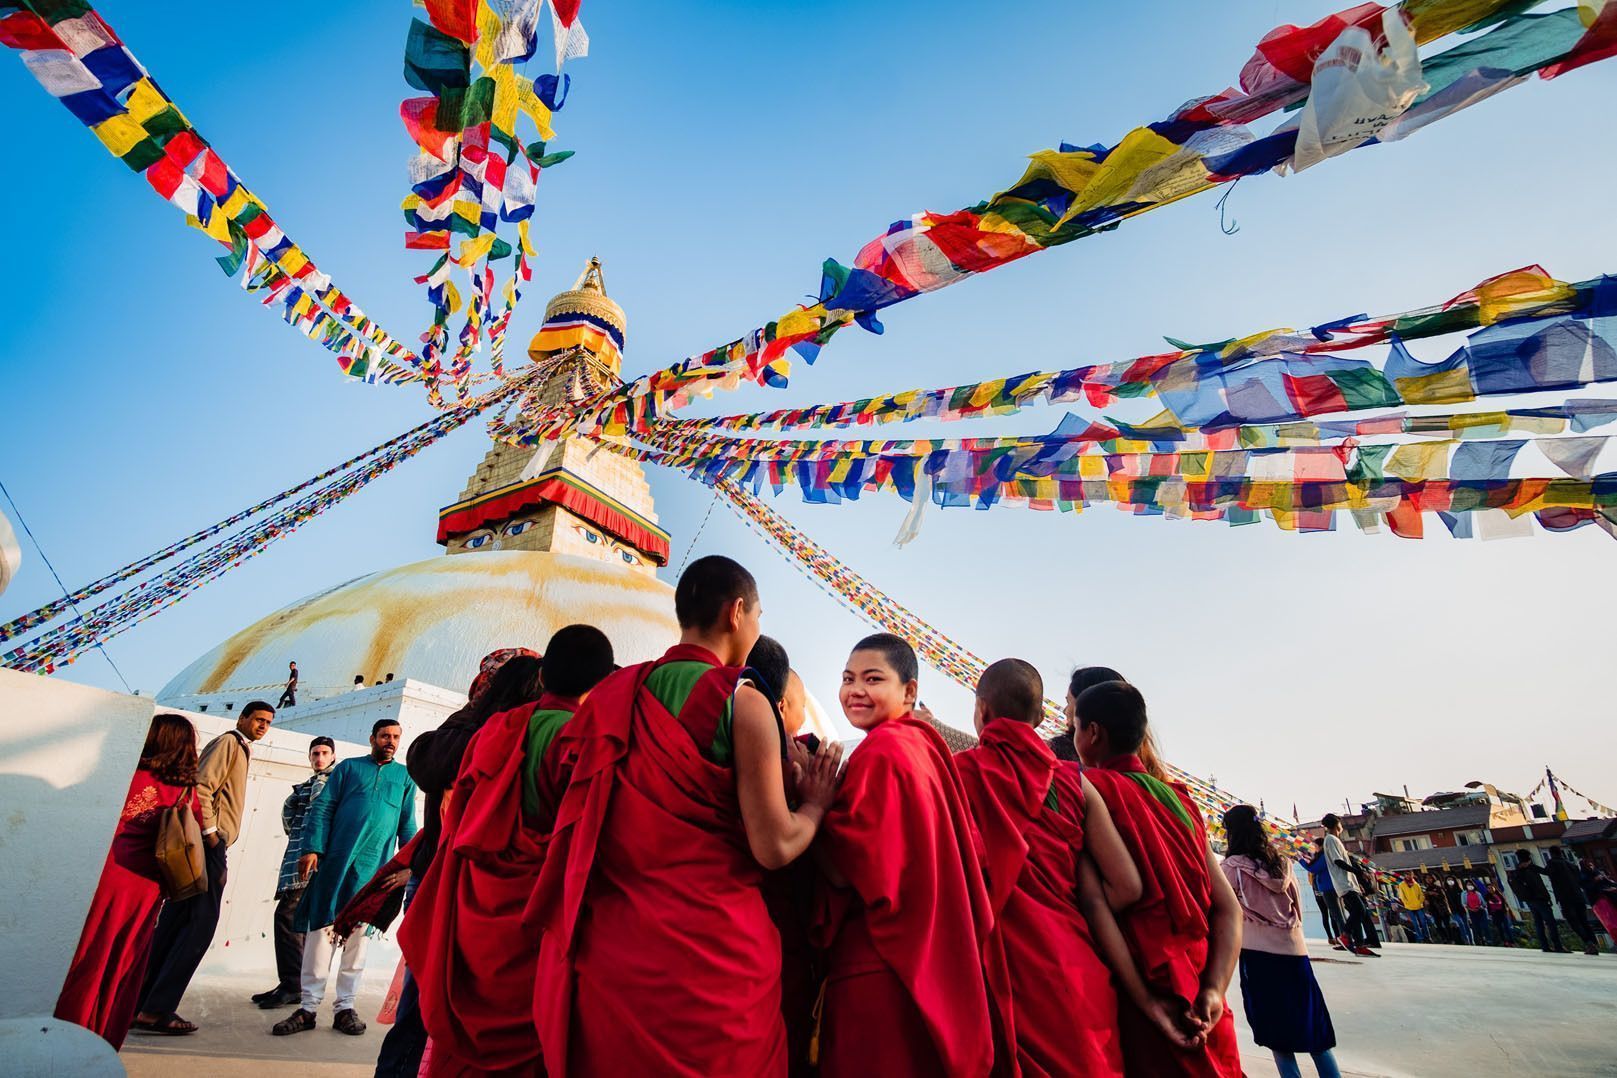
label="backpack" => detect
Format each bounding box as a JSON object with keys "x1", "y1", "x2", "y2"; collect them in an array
[{"x1": 155, "y1": 788, "x2": 208, "y2": 900}]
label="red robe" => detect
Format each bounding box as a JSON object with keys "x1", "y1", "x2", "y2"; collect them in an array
[
  {"x1": 1085, "y1": 755, "x2": 1240, "y2": 1078},
  {"x1": 956, "y1": 718, "x2": 1122, "y2": 1078},
  {"x1": 815, "y1": 714, "x2": 996, "y2": 1078},
  {"x1": 527, "y1": 645, "x2": 787, "y2": 1077},
  {"x1": 56, "y1": 769, "x2": 199, "y2": 1050},
  {"x1": 399, "y1": 695, "x2": 576, "y2": 1077}
]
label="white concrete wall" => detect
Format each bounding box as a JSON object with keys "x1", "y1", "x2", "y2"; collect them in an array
[{"x1": 0, "y1": 669, "x2": 153, "y2": 1021}]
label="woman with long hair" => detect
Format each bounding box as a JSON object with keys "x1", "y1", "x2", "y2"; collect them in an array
[
  {"x1": 1058, "y1": 666, "x2": 1169, "y2": 778},
  {"x1": 1220, "y1": 804, "x2": 1340, "y2": 1078},
  {"x1": 56, "y1": 713, "x2": 201, "y2": 1050}
]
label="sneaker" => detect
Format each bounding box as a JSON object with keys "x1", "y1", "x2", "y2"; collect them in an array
[
  {"x1": 333, "y1": 1008, "x2": 367, "y2": 1036},
  {"x1": 1335, "y1": 933, "x2": 1353, "y2": 951},
  {"x1": 271, "y1": 1009, "x2": 317, "y2": 1036},
  {"x1": 1352, "y1": 946, "x2": 1380, "y2": 957}
]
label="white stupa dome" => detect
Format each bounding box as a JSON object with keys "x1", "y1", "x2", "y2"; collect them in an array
[{"x1": 158, "y1": 550, "x2": 679, "y2": 705}]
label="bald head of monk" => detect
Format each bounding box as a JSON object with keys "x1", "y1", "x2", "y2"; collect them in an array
[
  {"x1": 972, "y1": 658, "x2": 1044, "y2": 735},
  {"x1": 676, "y1": 555, "x2": 762, "y2": 665}
]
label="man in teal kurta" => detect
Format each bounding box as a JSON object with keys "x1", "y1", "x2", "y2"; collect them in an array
[{"x1": 274, "y1": 720, "x2": 417, "y2": 1037}]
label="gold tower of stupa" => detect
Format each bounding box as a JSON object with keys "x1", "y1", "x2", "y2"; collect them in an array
[{"x1": 436, "y1": 259, "x2": 669, "y2": 573}]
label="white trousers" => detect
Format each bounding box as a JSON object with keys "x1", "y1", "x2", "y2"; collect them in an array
[{"x1": 300, "y1": 928, "x2": 369, "y2": 1011}]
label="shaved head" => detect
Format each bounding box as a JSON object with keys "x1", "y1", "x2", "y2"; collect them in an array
[{"x1": 975, "y1": 658, "x2": 1044, "y2": 725}]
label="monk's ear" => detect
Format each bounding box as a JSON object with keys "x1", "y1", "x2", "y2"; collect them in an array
[
  {"x1": 902, "y1": 679, "x2": 918, "y2": 708},
  {"x1": 725, "y1": 596, "x2": 744, "y2": 633}
]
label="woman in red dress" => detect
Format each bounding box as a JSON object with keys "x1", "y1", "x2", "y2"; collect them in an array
[{"x1": 55, "y1": 713, "x2": 200, "y2": 1049}]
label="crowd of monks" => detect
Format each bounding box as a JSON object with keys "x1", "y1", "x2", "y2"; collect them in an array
[{"x1": 393, "y1": 554, "x2": 1245, "y2": 1077}]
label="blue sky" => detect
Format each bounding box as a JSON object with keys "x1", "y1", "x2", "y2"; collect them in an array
[{"x1": 3, "y1": 0, "x2": 1615, "y2": 817}]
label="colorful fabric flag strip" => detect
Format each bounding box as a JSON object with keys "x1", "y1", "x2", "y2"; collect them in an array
[
  {"x1": 611, "y1": 430, "x2": 1617, "y2": 541},
  {"x1": 518, "y1": 0, "x2": 1609, "y2": 446},
  {"x1": 656, "y1": 267, "x2": 1606, "y2": 437},
  {"x1": 1, "y1": 0, "x2": 420, "y2": 383},
  {"x1": 0, "y1": 376, "x2": 532, "y2": 675},
  {"x1": 399, "y1": 0, "x2": 580, "y2": 399},
  {"x1": 0, "y1": 379, "x2": 530, "y2": 644}
]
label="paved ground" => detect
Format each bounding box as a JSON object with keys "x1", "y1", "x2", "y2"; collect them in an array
[{"x1": 123, "y1": 942, "x2": 1616, "y2": 1077}]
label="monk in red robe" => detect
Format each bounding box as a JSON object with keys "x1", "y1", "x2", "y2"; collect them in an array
[
  {"x1": 56, "y1": 714, "x2": 201, "y2": 1050},
  {"x1": 954, "y1": 659, "x2": 1203, "y2": 1078},
  {"x1": 815, "y1": 633, "x2": 996, "y2": 1077},
  {"x1": 399, "y1": 625, "x2": 616, "y2": 1078},
  {"x1": 528, "y1": 555, "x2": 843, "y2": 1077},
  {"x1": 1071, "y1": 678, "x2": 1243, "y2": 1078}
]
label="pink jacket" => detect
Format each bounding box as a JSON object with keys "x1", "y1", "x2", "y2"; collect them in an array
[{"x1": 1220, "y1": 854, "x2": 1308, "y2": 956}]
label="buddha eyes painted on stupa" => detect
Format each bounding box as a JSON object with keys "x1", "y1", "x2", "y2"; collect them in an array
[
  {"x1": 464, "y1": 530, "x2": 496, "y2": 550},
  {"x1": 504, "y1": 519, "x2": 536, "y2": 538},
  {"x1": 569, "y1": 523, "x2": 642, "y2": 566}
]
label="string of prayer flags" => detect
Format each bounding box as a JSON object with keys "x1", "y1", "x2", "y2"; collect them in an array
[
  {"x1": 1, "y1": 377, "x2": 532, "y2": 675},
  {"x1": 2, "y1": 0, "x2": 420, "y2": 384}
]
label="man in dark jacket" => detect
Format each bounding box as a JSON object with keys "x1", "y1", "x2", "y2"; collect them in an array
[
  {"x1": 1509, "y1": 850, "x2": 1569, "y2": 953},
  {"x1": 253, "y1": 737, "x2": 336, "y2": 1008},
  {"x1": 1545, "y1": 847, "x2": 1602, "y2": 954}
]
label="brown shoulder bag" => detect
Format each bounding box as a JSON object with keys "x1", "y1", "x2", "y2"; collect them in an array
[{"x1": 155, "y1": 787, "x2": 208, "y2": 900}]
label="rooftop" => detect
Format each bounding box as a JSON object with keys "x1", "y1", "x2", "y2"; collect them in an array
[{"x1": 1369, "y1": 804, "x2": 1493, "y2": 837}]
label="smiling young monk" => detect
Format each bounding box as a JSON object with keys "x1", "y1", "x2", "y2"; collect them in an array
[
  {"x1": 527, "y1": 556, "x2": 843, "y2": 1077},
  {"x1": 953, "y1": 659, "x2": 1201, "y2": 1078},
  {"x1": 815, "y1": 633, "x2": 996, "y2": 1077},
  {"x1": 1072, "y1": 680, "x2": 1243, "y2": 1078}
]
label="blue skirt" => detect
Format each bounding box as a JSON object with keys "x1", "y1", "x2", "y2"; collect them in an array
[{"x1": 1237, "y1": 949, "x2": 1336, "y2": 1053}]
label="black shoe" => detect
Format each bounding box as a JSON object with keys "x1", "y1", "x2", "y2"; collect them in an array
[
  {"x1": 250, "y1": 987, "x2": 280, "y2": 1005},
  {"x1": 333, "y1": 1008, "x2": 367, "y2": 1036},
  {"x1": 272, "y1": 1008, "x2": 317, "y2": 1036},
  {"x1": 256, "y1": 987, "x2": 301, "y2": 1009}
]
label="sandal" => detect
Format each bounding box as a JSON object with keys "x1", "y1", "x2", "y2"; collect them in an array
[
  {"x1": 272, "y1": 1008, "x2": 318, "y2": 1036},
  {"x1": 131, "y1": 1013, "x2": 198, "y2": 1036},
  {"x1": 333, "y1": 1008, "x2": 367, "y2": 1036}
]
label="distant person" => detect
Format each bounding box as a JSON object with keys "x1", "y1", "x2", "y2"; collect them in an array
[
  {"x1": 352, "y1": 675, "x2": 365, "y2": 692},
  {"x1": 1485, "y1": 882, "x2": 1514, "y2": 945},
  {"x1": 1461, "y1": 882, "x2": 1491, "y2": 945},
  {"x1": 1545, "y1": 847, "x2": 1602, "y2": 955},
  {"x1": 1422, "y1": 875, "x2": 1452, "y2": 944},
  {"x1": 385, "y1": 673, "x2": 395, "y2": 683},
  {"x1": 1579, "y1": 857, "x2": 1617, "y2": 941},
  {"x1": 1442, "y1": 876, "x2": 1471, "y2": 944},
  {"x1": 1395, "y1": 874, "x2": 1430, "y2": 942},
  {"x1": 278, "y1": 661, "x2": 299, "y2": 709},
  {"x1": 1320, "y1": 815, "x2": 1378, "y2": 956},
  {"x1": 56, "y1": 714, "x2": 201, "y2": 1049},
  {"x1": 1301, "y1": 840, "x2": 1346, "y2": 947},
  {"x1": 1508, "y1": 850, "x2": 1568, "y2": 953},
  {"x1": 133, "y1": 701, "x2": 274, "y2": 1035},
  {"x1": 1046, "y1": 664, "x2": 1123, "y2": 762},
  {"x1": 1221, "y1": 805, "x2": 1340, "y2": 1078},
  {"x1": 273, "y1": 720, "x2": 417, "y2": 1037},
  {"x1": 253, "y1": 736, "x2": 336, "y2": 1009}
]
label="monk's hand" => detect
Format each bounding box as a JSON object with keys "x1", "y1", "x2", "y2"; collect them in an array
[
  {"x1": 384, "y1": 869, "x2": 411, "y2": 890},
  {"x1": 298, "y1": 853, "x2": 319, "y2": 882},
  {"x1": 1190, "y1": 984, "x2": 1224, "y2": 1030},
  {"x1": 798, "y1": 739, "x2": 844, "y2": 812},
  {"x1": 913, "y1": 702, "x2": 936, "y2": 725},
  {"x1": 1140, "y1": 991, "x2": 1203, "y2": 1050},
  {"x1": 786, "y1": 737, "x2": 814, "y2": 799}
]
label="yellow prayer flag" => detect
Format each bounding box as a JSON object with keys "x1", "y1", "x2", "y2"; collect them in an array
[
  {"x1": 1385, "y1": 441, "x2": 1451, "y2": 481},
  {"x1": 1394, "y1": 367, "x2": 1474, "y2": 404},
  {"x1": 91, "y1": 113, "x2": 147, "y2": 156},
  {"x1": 1061, "y1": 127, "x2": 1183, "y2": 225},
  {"x1": 124, "y1": 79, "x2": 167, "y2": 123},
  {"x1": 219, "y1": 186, "x2": 251, "y2": 219},
  {"x1": 774, "y1": 307, "x2": 819, "y2": 339}
]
